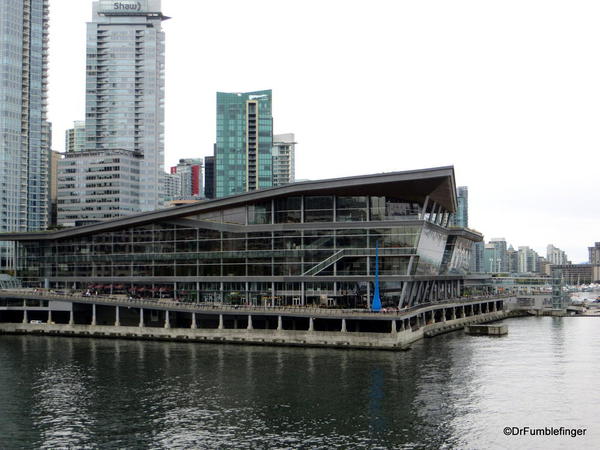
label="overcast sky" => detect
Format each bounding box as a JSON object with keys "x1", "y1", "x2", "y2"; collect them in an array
[{"x1": 48, "y1": 0, "x2": 599, "y2": 263}]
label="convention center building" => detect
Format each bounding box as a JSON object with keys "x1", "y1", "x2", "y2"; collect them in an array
[{"x1": 0, "y1": 167, "x2": 483, "y2": 309}]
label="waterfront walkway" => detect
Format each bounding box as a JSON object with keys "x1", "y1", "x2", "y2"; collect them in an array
[
  {"x1": 0, "y1": 289, "x2": 515, "y2": 350},
  {"x1": 0, "y1": 289, "x2": 512, "y2": 320}
]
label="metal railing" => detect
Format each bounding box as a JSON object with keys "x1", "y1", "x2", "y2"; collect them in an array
[
  {"x1": 0, "y1": 289, "x2": 514, "y2": 319},
  {"x1": 302, "y1": 247, "x2": 415, "y2": 276}
]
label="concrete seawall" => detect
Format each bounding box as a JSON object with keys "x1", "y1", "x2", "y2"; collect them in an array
[{"x1": 0, "y1": 310, "x2": 508, "y2": 351}]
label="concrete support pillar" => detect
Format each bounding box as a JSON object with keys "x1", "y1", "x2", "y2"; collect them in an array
[
  {"x1": 491, "y1": 302, "x2": 496, "y2": 312},
  {"x1": 341, "y1": 318, "x2": 347, "y2": 332},
  {"x1": 23, "y1": 309, "x2": 28, "y2": 324},
  {"x1": 69, "y1": 309, "x2": 74, "y2": 326},
  {"x1": 277, "y1": 315, "x2": 283, "y2": 331},
  {"x1": 47, "y1": 309, "x2": 52, "y2": 324},
  {"x1": 164, "y1": 310, "x2": 171, "y2": 329},
  {"x1": 115, "y1": 306, "x2": 120, "y2": 327},
  {"x1": 308, "y1": 317, "x2": 314, "y2": 332},
  {"x1": 139, "y1": 308, "x2": 144, "y2": 327},
  {"x1": 452, "y1": 307, "x2": 457, "y2": 320},
  {"x1": 247, "y1": 315, "x2": 253, "y2": 330},
  {"x1": 234, "y1": 319, "x2": 238, "y2": 329},
  {"x1": 442, "y1": 308, "x2": 447, "y2": 322},
  {"x1": 218, "y1": 314, "x2": 224, "y2": 330},
  {"x1": 91, "y1": 304, "x2": 97, "y2": 326},
  {"x1": 191, "y1": 313, "x2": 197, "y2": 329},
  {"x1": 391, "y1": 320, "x2": 397, "y2": 334}
]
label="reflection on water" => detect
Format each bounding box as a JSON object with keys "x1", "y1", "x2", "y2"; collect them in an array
[{"x1": 0, "y1": 317, "x2": 599, "y2": 449}]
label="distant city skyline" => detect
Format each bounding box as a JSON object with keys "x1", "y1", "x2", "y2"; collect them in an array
[{"x1": 45, "y1": 0, "x2": 599, "y2": 262}]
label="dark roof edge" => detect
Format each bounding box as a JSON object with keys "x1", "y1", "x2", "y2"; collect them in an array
[{"x1": 0, "y1": 166, "x2": 455, "y2": 241}]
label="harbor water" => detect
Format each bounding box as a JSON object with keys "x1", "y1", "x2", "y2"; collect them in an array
[{"x1": 0, "y1": 316, "x2": 599, "y2": 449}]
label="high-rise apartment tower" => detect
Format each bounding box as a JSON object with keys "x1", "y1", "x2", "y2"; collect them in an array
[
  {"x1": 0, "y1": 0, "x2": 50, "y2": 269},
  {"x1": 65, "y1": 120, "x2": 86, "y2": 152},
  {"x1": 272, "y1": 133, "x2": 296, "y2": 186},
  {"x1": 452, "y1": 186, "x2": 468, "y2": 227},
  {"x1": 85, "y1": 0, "x2": 167, "y2": 211},
  {"x1": 170, "y1": 158, "x2": 203, "y2": 199}
]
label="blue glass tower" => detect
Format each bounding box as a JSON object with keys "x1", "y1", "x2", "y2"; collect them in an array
[{"x1": 215, "y1": 90, "x2": 273, "y2": 198}]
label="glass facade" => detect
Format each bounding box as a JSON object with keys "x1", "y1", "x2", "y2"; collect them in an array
[
  {"x1": 15, "y1": 187, "x2": 479, "y2": 308},
  {"x1": 84, "y1": 0, "x2": 167, "y2": 213},
  {"x1": 0, "y1": 0, "x2": 50, "y2": 269},
  {"x1": 215, "y1": 90, "x2": 273, "y2": 198},
  {"x1": 452, "y1": 186, "x2": 468, "y2": 227}
]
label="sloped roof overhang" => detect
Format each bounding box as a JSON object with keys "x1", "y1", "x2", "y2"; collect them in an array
[{"x1": 0, "y1": 166, "x2": 457, "y2": 242}]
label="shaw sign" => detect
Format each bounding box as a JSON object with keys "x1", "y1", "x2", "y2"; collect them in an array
[{"x1": 99, "y1": 0, "x2": 148, "y2": 13}]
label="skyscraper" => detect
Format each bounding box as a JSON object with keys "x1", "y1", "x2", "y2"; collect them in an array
[
  {"x1": 215, "y1": 90, "x2": 273, "y2": 198},
  {"x1": 489, "y1": 238, "x2": 508, "y2": 272},
  {"x1": 470, "y1": 241, "x2": 485, "y2": 273},
  {"x1": 85, "y1": 0, "x2": 167, "y2": 211},
  {"x1": 204, "y1": 155, "x2": 215, "y2": 199},
  {"x1": 48, "y1": 150, "x2": 62, "y2": 227},
  {"x1": 272, "y1": 133, "x2": 296, "y2": 186},
  {"x1": 588, "y1": 242, "x2": 600, "y2": 265},
  {"x1": 170, "y1": 158, "x2": 203, "y2": 199},
  {"x1": 65, "y1": 120, "x2": 86, "y2": 152},
  {"x1": 518, "y1": 246, "x2": 538, "y2": 273},
  {"x1": 507, "y1": 245, "x2": 519, "y2": 273},
  {"x1": 0, "y1": 0, "x2": 50, "y2": 268},
  {"x1": 163, "y1": 172, "x2": 181, "y2": 202},
  {"x1": 452, "y1": 186, "x2": 468, "y2": 227},
  {"x1": 547, "y1": 244, "x2": 568, "y2": 265}
]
